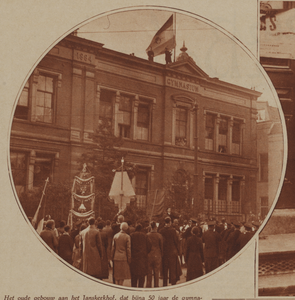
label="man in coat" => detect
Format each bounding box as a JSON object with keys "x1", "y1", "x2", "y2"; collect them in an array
[
  {"x1": 146, "y1": 221, "x2": 163, "y2": 288},
  {"x1": 58, "y1": 225, "x2": 74, "y2": 264},
  {"x1": 226, "y1": 220, "x2": 241, "y2": 260},
  {"x1": 159, "y1": 217, "x2": 182, "y2": 286},
  {"x1": 130, "y1": 223, "x2": 151, "y2": 287},
  {"x1": 202, "y1": 221, "x2": 222, "y2": 273},
  {"x1": 237, "y1": 222, "x2": 254, "y2": 250},
  {"x1": 80, "y1": 217, "x2": 103, "y2": 279}
]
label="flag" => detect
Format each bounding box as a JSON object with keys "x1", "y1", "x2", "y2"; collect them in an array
[
  {"x1": 31, "y1": 177, "x2": 49, "y2": 234},
  {"x1": 109, "y1": 171, "x2": 136, "y2": 212},
  {"x1": 146, "y1": 15, "x2": 176, "y2": 57},
  {"x1": 147, "y1": 189, "x2": 166, "y2": 220}
]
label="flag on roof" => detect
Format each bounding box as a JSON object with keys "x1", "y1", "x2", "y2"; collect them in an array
[{"x1": 146, "y1": 14, "x2": 176, "y2": 57}]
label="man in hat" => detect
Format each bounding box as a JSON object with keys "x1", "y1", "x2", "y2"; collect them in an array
[
  {"x1": 237, "y1": 222, "x2": 254, "y2": 250},
  {"x1": 226, "y1": 220, "x2": 241, "y2": 260},
  {"x1": 252, "y1": 221, "x2": 260, "y2": 233},
  {"x1": 202, "y1": 220, "x2": 222, "y2": 273},
  {"x1": 159, "y1": 217, "x2": 182, "y2": 286}
]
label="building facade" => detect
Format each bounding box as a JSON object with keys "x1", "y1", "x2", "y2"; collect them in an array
[
  {"x1": 10, "y1": 34, "x2": 261, "y2": 221},
  {"x1": 257, "y1": 101, "x2": 283, "y2": 219}
]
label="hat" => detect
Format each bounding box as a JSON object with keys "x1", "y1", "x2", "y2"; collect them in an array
[
  {"x1": 207, "y1": 220, "x2": 216, "y2": 226},
  {"x1": 190, "y1": 218, "x2": 198, "y2": 223},
  {"x1": 252, "y1": 221, "x2": 260, "y2": 228},
  {"x1": 244, "y1": 222, "x2": 253, "y2": 230},
  {"x1": 232, "y1": 220, "x2": 241, "y2": 227}
]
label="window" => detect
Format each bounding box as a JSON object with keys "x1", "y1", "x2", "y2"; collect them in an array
[
  {"x1": 218, "y1": 117, "x2": 228, "y2": 153},
  {"x1": 205, "y1": 113, "x2": 215, "y2": 150},
  {"x1": 136, "y1": 103, "x2": 150, "y2": 140},
  {"x1": 10, "y1": 152, "x2": 27, "y2": 193},
  {"x1": 135, "y1": 169, "x2": 149, "y2": 208},
  {"x1": 218, "y1": 177, "x2": 227, "y2": 212},
  {"x1": 232, "y1": 120, "x2": 241, "y2": 155},
  {"x1": 259, "y1": 153, "x2": 268, "y2": 182},
  {"x1": 204, "y1": 176, "x2": 213, "y2": 212},
  {"x1": 118, "y1": 95, "x2": 132, "y2": 138},
  {"x1": 99, "y1": 89, "x2": 114, "y2": 126},
  {"x1": 33, "y1": 154, "x2": 53, "y2": 187},
  {"x1": 15, "y1": 80, "x2": 29, "y2": 120},
  {"x1": 261, "y1": 197, "x2": 269, "y2": 219},
  {"x1": 175, "y1": 107, "x2": 187, "y2": 146},
  {"x1": 36, "y1": 74, "x2": 55, "y2": 123}
]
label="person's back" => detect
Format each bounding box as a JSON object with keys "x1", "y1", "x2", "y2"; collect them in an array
[
  {"x1": 40, "y1": 220, "x2": 58, "y2": 252},
  {"x1": 146, "y1": 222, "x2": 163, "y2": 288},
  {"x1": 58, "y1": 225, "x2": 74, "y2": 264}
]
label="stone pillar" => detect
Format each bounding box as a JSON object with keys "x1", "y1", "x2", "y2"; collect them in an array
[
  {"x1": 95, "y1": 85, "x2": 101, "y2": 130},
  {"x1": 228, "y1": 118, "x2": 234, "y2": 154},
  {"x1": 71, "y1": 67, "x2": 83, "y2": 142},
  {"x1": 215, "y1": 115, "x2": 220, "y2": 152},
  {"x1": 189, "y1": 107, "x2": 194, "y2": 149},
  {"x1": 114, "y1": 91, "x2": 120, "y2": 137},
  {"x1": 227, "y1": 176, "x2": 233, "y2": 214},
  {"x1": 213, "y1": 174, "x2": 219, "y2": 215},
  {"x1": 171, "y1": 103, "x2": 177, "y2": 145},
  {"x1": 84, "y1": 71, "x2": 95, "y2": 142},
  {"x1": 28, "y1": 150, "x2": 36, "y2": 190},
  {"x1": 30, "y1": 69, "x2": 39, "y2": 122},
  {"x1": 133, "y1": 95, "x2": 139, "y2": 140}
]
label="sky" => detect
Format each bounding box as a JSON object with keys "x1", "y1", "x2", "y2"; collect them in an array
[{"x1": 77, "y1": 9, "x2": 279, "y2": 107}]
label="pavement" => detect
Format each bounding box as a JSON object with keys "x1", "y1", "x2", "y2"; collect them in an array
[
  {"x1": 259, "y1": 233, "x2": 295, "y2": 254},
  {"x1": 102, "y1": 266, "x2": 188, "y2": 287}
]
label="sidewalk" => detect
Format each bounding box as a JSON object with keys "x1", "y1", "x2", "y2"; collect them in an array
[{"x1": 102, "y1": 266, "x2": 188, "y2": 287}]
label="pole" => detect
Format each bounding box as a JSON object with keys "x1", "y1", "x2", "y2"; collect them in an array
[
  {"x1": 120, "y1": 157, "x2": 124, "y2": 212},
  {"x1": 150, "y1": 189, "x2": 158, "y2": 223},
  {"x1": 173, "y1": 12, "x2": 176, "y2": 62}
]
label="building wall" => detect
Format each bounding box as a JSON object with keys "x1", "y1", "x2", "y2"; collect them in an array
[{"x1": 10, "y1": 35, "x2": 261, "y2": 220}]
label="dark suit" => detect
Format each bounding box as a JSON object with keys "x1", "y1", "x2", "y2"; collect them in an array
[
  {"x1": 202, "y1": 228, "x2": 221, "y2": 273},
  {"x1": 58, "y1": 233, "x2": 73, "y2": 264},
  {"x1": 159, "y1": 225, "x2": 182, "y2": 286},
  {"x1": 146, "y1": 231, "x2": 163, "y2": 287},
  {"x1": 130, "y1": 231, "x2": 151, "y2": 287},
  {"x1": 237, "y1": 231, "x2": 254, "y2": 250},
  {"x1": 226, "y1": 229, "x2": 241, "y2": 260}
]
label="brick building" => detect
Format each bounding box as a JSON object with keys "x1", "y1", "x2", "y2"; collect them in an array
[{"x1": 10, "y1": 34, "x2": 261, "y2": 221}]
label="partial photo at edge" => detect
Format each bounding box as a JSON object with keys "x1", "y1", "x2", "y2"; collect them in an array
[
  {"x1": 259, "y1": 0, "x2": 295, "y2": 297},
  {"x1": 6, "y1": 1, "x2": 286, "y2": 295}
]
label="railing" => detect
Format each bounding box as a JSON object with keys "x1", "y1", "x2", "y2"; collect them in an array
[{"x1": 204, "y1": 199, "x2": 241, "y2": 214}]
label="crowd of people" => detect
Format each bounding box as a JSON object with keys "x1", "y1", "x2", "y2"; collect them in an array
[{"x1": 37, "y1": 210, "x2": 260, "y2": 288}]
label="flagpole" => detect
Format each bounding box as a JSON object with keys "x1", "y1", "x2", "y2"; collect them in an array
[
  {"x1": 120, "y1": 157, "x2": 124, "y2": 212},
  {"x1": 174, "y1": 12, "x2": 176, "y2": 62},
  {"x1": 32, "y1": 177, "x2": 49, "y2": 229},
  {"x1": 150, "y1": 189, "x2": 158, "y2": 223}
]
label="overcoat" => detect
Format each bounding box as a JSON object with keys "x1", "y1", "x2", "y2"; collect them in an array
[
  {"x1": 185, "y1": 235, "x2": 204, "y2": 281},
  {"x1": 129, "y1": 231, "x2": 151, "y2": 276},
  {"x1": 99, "y1": 229, "x2": 109, "y2": 279},
  {"x1": 80, "y1": 225, "x2": 103, "y2": 278},
  {"x1": 159, "y1": 226, "x2": 182, "y2": 285},
  {"x1": 226, "y1": 229, "x2": 241, "y2": 260},
  {"x1": 58, "y1": 233, "x2": 74, "y2": 264},
  {"x1": 40, "y1": 228, "x2": 58, "y2": 252}
]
